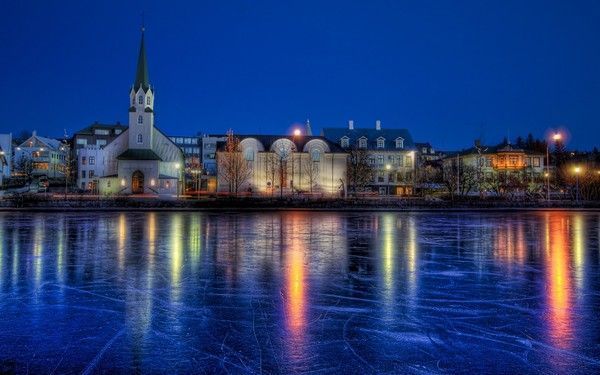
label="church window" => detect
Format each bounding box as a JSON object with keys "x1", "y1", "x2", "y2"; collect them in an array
[
  {"x1": 138, "y1": 115, "x2": 143, "y2": 124},
  {"x1": 138, "y1": 95, "x2": 143, "y2": 104},
  {"x1": 137, "y1": 134, "x2": 143, "y2": 143},
  {"x1": 146, "y1": 96, "x2": 151, "y2": 105}
]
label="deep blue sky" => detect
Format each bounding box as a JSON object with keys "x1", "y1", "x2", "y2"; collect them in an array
[{"x1": 1, "y1": 1, "x2": 599, "y2": 150}]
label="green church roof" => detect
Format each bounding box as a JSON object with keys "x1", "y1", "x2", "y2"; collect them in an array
[
  {"x1": 117, "y1": 149, "x2": 161, "y2": 161},
  {"x1": 134, "y1": 31, "x2": 150, "y2": 92}
]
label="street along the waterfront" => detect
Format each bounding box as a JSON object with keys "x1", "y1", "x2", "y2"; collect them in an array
[{"x1": 0, "y1": 211, "x2": 599, "y2": 373}]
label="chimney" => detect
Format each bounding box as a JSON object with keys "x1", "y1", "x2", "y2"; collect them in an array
[
  {"x1": 348, "y1": 120, "x2": 354, "y2": 130},
  {"x1": 375, "y1": 120, "x2": 381, "y2": 130}
]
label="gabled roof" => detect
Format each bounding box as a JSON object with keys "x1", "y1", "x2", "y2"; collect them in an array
[
  {"x1": 444, "y1": 143, "x2": 544, "y2": 158},
  {"x1": 18, "y1": 133, "x2": 62, "y2": 150},
  {"x1": 321, "y1": 127, "x2": 416, "y2": 150},
  {"x1": 74, "y1": 122, "x2": 127, "y2": 136},
  {"x1": 117, "y1": 149, "x2": 162, "y2": 161}
]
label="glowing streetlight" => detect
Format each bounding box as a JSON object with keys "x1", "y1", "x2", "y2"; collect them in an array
[
  {"x1": 574, "y1": 166, "x2": 581, "y2": 203},
  {"x1": 293, "y1": 129, "x2": 301, "y2": 137},
  {"x1": 385, "y1": 164, "x2": 391, "y2": 170},
  {"x1": 552, "y1": 133, "x2": 562, "y2": 141}
]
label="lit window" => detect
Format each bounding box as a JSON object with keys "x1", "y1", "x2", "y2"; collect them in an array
[
  {"x1": 244, "y1": 149, "x2": 254, "y2": 161},
  {"x1": 138, "y1": 95, "x2": 143, "y2": 104},
  {"x1": 137, "y1": 134, "x2": 143, "y2": 143},
  {"x1": 138, "y1": 115, "x2": 143, "y2": 124}
]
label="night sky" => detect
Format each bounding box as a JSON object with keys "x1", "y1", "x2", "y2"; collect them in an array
[{"x1": 1, "y1": 1, "x2": 599, "y2": 150}]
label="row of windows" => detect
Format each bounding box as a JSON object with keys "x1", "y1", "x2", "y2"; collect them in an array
[
  {"x1": 341, "y1": 137, "x2": 404, "y2": 149},
  {"x1": 76, "y1": 139, "x2": 107, "y2": 147},
  {"x1": 133, "y1": 95, "x2": 152, "y2": 106},
  {"x1": 170, "y1": 137, "x2": 200, "y2": 145},
  {"x1": 182, "y1": 147, "x2": 200, "y2": 154},
  {"x1": 368, "y1": 154, "x2": 412, "y2": 166},
  {"x1": 81, "y1": 170, "x2": 95, "y2": 179},
  {"x1": 80, "y1": 156, "x2": 96, "y2": 165}
]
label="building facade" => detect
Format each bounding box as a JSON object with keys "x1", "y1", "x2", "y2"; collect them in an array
[
  {"x1": 216, "y1": 135, "x2": 347, "y2": 196},
  {"x1": 13, "y1": 131, "x2": 67, "y2": 180},
  {"x1": 442, "y1": 143, "x2": 546, "y2": 195},
  {"x1": 97, "y1": 30, "x2": 184, "y2": 195},
  {"x1": 169, "y1": 135, "x2": 202, "y2": 191},
  {"x1": 322, "y1": 120, "x2": 417, "y2": 195}
]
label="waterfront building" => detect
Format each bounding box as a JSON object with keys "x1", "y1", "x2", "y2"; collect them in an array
[
  {"x1": 97, "y1": 30, "x2": 183, "y2": 195},
  {"x1": 0, "y1": 133, "x2": 12, "y2": 186},
  {"x1": 442, "y1": 142, "x2": 546, "y2": 194},
  {"x1": 322, "y1": 120, "x2": 417, "y2": 195},
  {"x1": 169, "y1": 134, "x2": 202, "y2": 191},
  {"x1": 13, "y1": 131, "x2": 67, "y2": 180},
  {"x1": 216, "y1": 134, "x2": 347, "y2": 196}
]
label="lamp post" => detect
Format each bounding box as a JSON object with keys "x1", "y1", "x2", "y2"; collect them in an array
[
  {"x1": 574, "y1": 166, "x2": 581, "y2": 203},
  {"x1": 291, "y1": 129, "x2": 301, "y2": 195},
  {"x1": 175, "y1": 163, "x2": 181, "y2": 198},
  {"x1": 546, "y1": 132, "x2": 562, "y2": 202}
]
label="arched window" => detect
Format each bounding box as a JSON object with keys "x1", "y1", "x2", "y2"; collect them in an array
[
  {"x1": 311, "y1": 149, "x2": 321, "y2": 162},
  {"x1": 137, "y1": 134, "x2": 143, "y2": 143},
  {"x1": 138, "y1": 95, "x2": 144, "y2": 104},
  {"x1": 146, "y1": 96, "x2": 151, "y2": 105},
  {"x1": 137, "y1": 115, "x2": 143, "y2": 124},
  {"x1": 244, "y1": 148, "x2": 254, "y2": 161}
]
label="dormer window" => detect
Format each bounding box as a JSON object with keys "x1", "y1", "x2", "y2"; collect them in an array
[
  {"x1": 395, "y1": 138, "x2": 404, "y2": 149},
  {"x1": 137, "y1": 115, "x2": 143, "y2": 124},
  {"x1": 358, "y1": 137, "x2": 367, "y2": 149},
  {"x1": 138, "y1": 95, "x2": 144, "y2": 104},
  {"x1": 340, "y1": 137, "x2": 349, "y2": 148},
  {"x1": 146, "y1": 96, "x2": 151, "y2": 105},
  {"x1": 137, "y1": 134, "x2": 143, "y2": 143},
  {"x1": 377, "y1": 137, "x2": 385, "y2": 148}
]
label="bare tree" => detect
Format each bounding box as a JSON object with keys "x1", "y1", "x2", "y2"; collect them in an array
[
  {"x1": 15, "y1": 154, "x2": 34, "y2": 184},
  {"x1": 217, "y1": 131, "x2": 253, "y2": 195},
  {"x1": 346, "y1": 147, "x2": 374, "y2": 195},
  {"x1": 303, "y1": 160, "x2": 319, "y2": 193},
  {"x1": 443, "y1": 164, "x2": 478, "y2": 199}
]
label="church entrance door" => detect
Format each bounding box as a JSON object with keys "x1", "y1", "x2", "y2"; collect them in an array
[{"x1": 132, "y1": 171, "x2": 144, "y2": 194}]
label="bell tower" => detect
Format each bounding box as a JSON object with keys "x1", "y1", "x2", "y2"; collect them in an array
[{"x1": 128, "y1": 27, "x2": 154, "y2": 150}]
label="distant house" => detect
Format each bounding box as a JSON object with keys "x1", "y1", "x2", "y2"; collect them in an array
[
  {"x1": 13, "y1": 131, "x2": 67, "y2": 180},
  {"x1": 322, "y1": 120, "x2": 417, "y2": 195}
]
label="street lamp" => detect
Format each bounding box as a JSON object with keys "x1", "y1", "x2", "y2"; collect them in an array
[
  {"x1": 175, "y1": 163, "x2": 181, "y2": 198},
  {"x1": 574, "y1": 166, "x2": 581, "y2": 203},
  {"x1": 546, "y1": 132, "x2": 562, "y2": 202}
]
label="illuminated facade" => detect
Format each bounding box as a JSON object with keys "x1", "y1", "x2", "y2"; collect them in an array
[
  {"x1": 322, "y1": 120, "x2": 418, "y2": 195},
  {"x1": 13, "y1": 130, "x2": 67, "y2": 179},
  {"x1": 216, "y1": 135, "x2": 347, "y2": 196}
]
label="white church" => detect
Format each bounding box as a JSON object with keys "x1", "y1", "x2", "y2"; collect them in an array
[{"x1": 98, "y1": 30, "x2": 184, "y2": 195}]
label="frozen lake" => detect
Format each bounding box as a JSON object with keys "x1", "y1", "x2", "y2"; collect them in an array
[{"x1": 0, "y1": 211, "x2": 599, "y2": 373}]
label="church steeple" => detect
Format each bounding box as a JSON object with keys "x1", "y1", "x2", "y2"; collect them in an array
[{"x1": 133, "y1": 29, "x2": 150, "y2": 92}]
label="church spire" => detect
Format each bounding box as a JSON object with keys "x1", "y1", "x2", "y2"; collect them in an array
[{"x1": 133, "y1": 28, "x2": 150, "y2": 92}]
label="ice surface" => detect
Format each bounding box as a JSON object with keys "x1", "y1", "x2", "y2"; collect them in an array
[{"x1": 0, "y1": 211, "x2": 599, "y2": 373}]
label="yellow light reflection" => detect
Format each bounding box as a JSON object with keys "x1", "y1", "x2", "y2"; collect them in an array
[
  {"x1": 189, "y1": 215, "x2": 202, "y2": 274},
  {"x1": 118, "y1": 213, "x2": 126, "y2": 271},
  {"x1": 0, "y1": 215, "x2": 4, "y2": 288},
  {"x1": 170, "y1": 213, "x2": 183, "y2": 301},
  {"x1": 407, "y1": 216, "x2": 418, "y2": 302},
  {"x1": 56, "y1": 217, "x2": 65, "y2": 284},
  {"x1": 381, "y1": 214, "x2": 395, "y2": 319},
  {"x1": 545, "y1": 213, "x2": 573, "y2": 350},
  {"x1": 284, "y1": 213, "x2": 307, "y2": 362},
  {"x1": 572, "y1": 214, "x2": 585, "y2": 291}
]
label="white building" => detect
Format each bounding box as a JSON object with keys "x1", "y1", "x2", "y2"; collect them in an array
[
  {"x1": 13, "y1": 131, "x2": 67, "y2": 180},
  {"x1": 217, "y1": 135, "x2": 348, "y2": 196},
  {"x1": 322, "y1": 120, "x2": 417, "y2": 195},
  {"x1": 0, "y1": 133, "x2": 12, "y2": 187},
  {"x1": 97, "y1": 30, "x2": 184, "y2": 195},
  {"x1": 76, "y1": 145, "x2": 106, "y2": 192}
]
